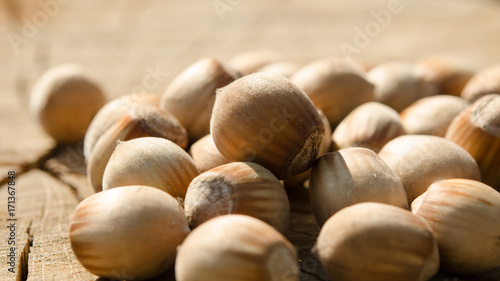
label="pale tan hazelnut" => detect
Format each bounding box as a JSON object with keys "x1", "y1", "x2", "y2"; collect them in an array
[
  {"x1": 188, "y1": 134, "x2": 231, "y2": 173},
  {"x1": 211, "y1": 72, "x2": 324, "y2": 180},
  {"x1": 175, "y1": 215, "x2": 299, "y2": 281},
  {"x1": 445, "y1": 94, "x2": 500, "y2": 190},
  {"x1": 84, "y1": 93, "x2": 160, "y2": 160},
  {"x1": 412, "y1": 179, "x2": 500, "y2": 274},
  {"x1": 367, "y1": 62, "x2": 435, "y2": 112},
  {"x1": 400, "y1": 95, "x2": 469, "y2": 137},
  {"x1": 332, "y1": 102, "x2": 405, "y2": 152},
  {"x1": 87, "y1": 105, "x2": 188, "y2": 192},
  {"x1": 256, "y1": 61, "x2": 300, "y2": 78},
  {"x1": 309, "y1": 148, "x2": 408, "y2": 226},
  {"x1": 291, "y1": 58, "x2": 374, "y2": 127},
  {"x1": 184, "y1": 162, "x2": 290, "y2": 233},
  {"x1": 378, "y1": 135, "x2": 481, "y2": 203},
  {"x1": 461, "y1": 64, "x2": 500, "y2": 102},
  {"x1": 160, "y1": 58, "x2": 239, "y2": 143},
  {"x1": 228, "y1": 50, "x2": 282, "y2": 76},
  {"x1": 102, "y1": 137, "x2": 200, "y2": 198},
  {"x1": 415, "y1": 55, "x2": 474, "y2": 96},
  {"x1": 69, "y1": 185, "x2": 190, "y2": 280},
  {"x1": 29, "y1": 64, "x2": 106, "y2": 143},
  {"x1": 314, "y1": 202, "x2": 439, "y2": 281}
]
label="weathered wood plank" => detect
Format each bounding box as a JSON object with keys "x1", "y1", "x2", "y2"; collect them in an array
[
  {"x1": 0, "y1": 87, "x2": 55, "y2": 168},
  {"x1": 20, "y1": 170, "x2": 96, "y2": 281},
  {"x1": 0, "y1": 217, "x2": 30, "y2": 281},
  {"x1": 43, "y1": 143, "x2": 95, "y2": 201},
  {"x1": 0, "y1": 170, "x2": 96, "y2": 281}
]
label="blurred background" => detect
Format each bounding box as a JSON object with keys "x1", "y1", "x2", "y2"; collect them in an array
[
  {"x1": 1, "y1": 0, "x2": 500, "y2": 162},
  {"x1": 2, "y1": 0, "x2": 500, "y2": 102}
]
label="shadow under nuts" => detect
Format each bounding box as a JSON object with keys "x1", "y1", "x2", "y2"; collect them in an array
[
  {"x1": 184, "y1": 162, "x2": 290, "y2": 233},
  {"x1": 309, "y1": 148, "x2": 408, "y2": 227},
  {"x1": 69, "y1": 185, "x2": 190, "y2": 280},
  {"x1": 175, "y1": 214, "x2": 299, "y2": 281},
  {"x1": 102, "y1": 137, "x2": 200, "y2": 199},
  {"x1": 314, "y1": 202, "x2": 439, "y2": 281},
  {"x1": 210, "y1": 72, "x2": 325, "y2": 180},
  {"x1": 412, "y1": 179, "x2": 500, "y2": 274}
]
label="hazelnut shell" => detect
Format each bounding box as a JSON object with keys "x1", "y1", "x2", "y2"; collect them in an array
[
  {"x1": 412, "y1": 179, "x2": 500, "y2": 274},
  {"x1": 211, "y1": 72, "x2": 324, "y2": 180}
]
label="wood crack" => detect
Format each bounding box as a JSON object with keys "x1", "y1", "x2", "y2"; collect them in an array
[
  {"x1": 300, "y1": 267, "x2": 329, "y2": 281},
  {"x1": 0, "y1": 145, "x2": 61, "y2": 187},
  {"x1": 287, "y1": 227, "x2": 319, "y2": 237},
  {"x1": 16, "y1": 222, "x2": 33, "y2": 281},
  {"x1": 41, "y1": 163, "x2": 85, "y2": 202}
]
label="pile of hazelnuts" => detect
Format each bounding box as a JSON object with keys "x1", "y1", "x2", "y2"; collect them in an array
[{"x1": 29, "y1": 51, "x2": 500, "y2": 281}]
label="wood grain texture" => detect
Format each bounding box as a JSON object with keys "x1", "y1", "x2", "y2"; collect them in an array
[{"x1": 0, "y1": 170, "x2": 96, "y2": 281}]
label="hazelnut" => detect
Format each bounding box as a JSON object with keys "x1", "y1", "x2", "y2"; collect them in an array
[
  {"x1": 290, "y1": 58, "x2": 374, "y2": 127},
  {"x1": 210, "y1": 72, "x2": 324, "y2": 180},
  {"x1": 84, "y1": 93, "x2": 160, "y2": 160},
  {"x1": 188, "y1": 134, "x2": 231, "y2": 173},
  {"x1": 175, "y1": 215, "x2": 299, "y2": 281},
  {"x1": 69, "y1": 185, "x2": 190, "y2": 280},
  {"x1": 367, "y1": 62, "x2": 434, "y2": 112},
  {"x1": 445, "y1": 94, "x2": 500, "y2": 190},
  {"x1": 378, "y1": 135, "x2": 481, "y2": 203},
  {"x1": 400, "y1": 95, "x2": 469, "y2": 137},
  {"x1": 228, "y1": 50, "x2": 281, "y2": 76},
  {"x1": 87, "y1": 105, "x2": 188, "y2": 192},
  {"x1": 256, "y1": 61, "x2": 300, "y2": 78},
  {"x1": 314, "y1": 202, "x2": 439, "y2": 281},
  {"x1": 184, "y1": 162, "x2": 290, "y2": 233},
  {"x1": 160, "y1": 58, "x2": 239, "y2": 143},
  {"x1": 102, "y1": 137, "x2": 200, "y2": 198},
  {"x1": 332, "y1": 101, "x2": 406, "y2": 152},
  {"x1": 309, "y1": 148, "x2": 408, "y2": 226},
  {"x1": 29, "y1": 64, "x2": 106, "y2": 143},
  {"x1": 415, "y1": 55, "x2": 474, "y2": 96},
  {"x1": 461, "y1": 64, "x2": 500, "y2": 102},
  {"x1": 412, "y1": 179, "x2": 500, "y2": 274}
]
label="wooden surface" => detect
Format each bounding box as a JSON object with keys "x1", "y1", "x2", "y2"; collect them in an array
[{"x1": 1, "y1": 0, "x2": 500, "y2": 280}]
